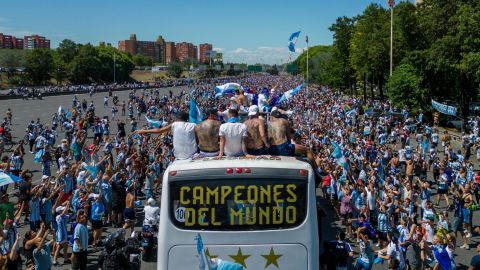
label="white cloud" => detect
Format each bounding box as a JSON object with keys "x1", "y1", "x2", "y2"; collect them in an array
[
  {"x1": 223, "y1": 46, "x2": 302, "y2": 65},
  {"x1": 212, "y1": 47, "x2": 225, "y2": 53}
]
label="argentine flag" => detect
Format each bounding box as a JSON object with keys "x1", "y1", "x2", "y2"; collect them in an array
[
  {"x1": 288, "y1": 31, "x2": 301, "y2": 52},
  {"x1": 278, "y1": 83, "x2": 304, "y2": 103},
  {"x1": 0, "y1": 172, "x2": 22, "y2": 187},
  {"x1": 145, "y1": 115, "x2": 165, "y2": 128},
  {"x1": 189, "y1": 95, "x2": 203, "y2": 124},
  {"x1": 214, "y1": 83, "x2": 243, "y2": 98},
  {"x1": 196, "y1": 234, "x2": 243, "y2": 270}
]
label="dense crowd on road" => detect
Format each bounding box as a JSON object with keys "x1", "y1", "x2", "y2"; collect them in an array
[{"x1": 0, "y1": 74, "x2": 479, "y2": 270}]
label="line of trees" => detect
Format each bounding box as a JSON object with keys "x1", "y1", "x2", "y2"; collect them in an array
[
  {"x1": 0, "y1": 39, "x2": 135, "y2": 86},
  {"x1": 296, "y1": 0, "x2": 480, "y2": 116}
]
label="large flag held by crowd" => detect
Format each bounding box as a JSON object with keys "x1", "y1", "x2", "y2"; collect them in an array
[
  {"x1": 278, "y1": 83, "x2": 305, "y2": 104},
  {"x1": 0, "y1": 172, "x2": 22, "y2": 188},
  {"x1": 189, "y1": 94, "x2": 204, "y2": 124},
  {"x1": 214, "y1": 83, "x2": 243, "y2": 98},
  {"x1": 288, "y1": 31, "x2": 301, "y2": 52}
]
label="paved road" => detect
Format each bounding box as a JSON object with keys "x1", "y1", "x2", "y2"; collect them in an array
[
  {"x1": 1, "y1": 89, "x2": 479, "y2": 269},
  {"x1": 0, "y1": 87, "x2": 191, "y2": 270}
]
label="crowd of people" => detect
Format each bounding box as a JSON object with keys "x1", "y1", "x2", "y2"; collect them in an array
[{"x1": 0, "y1": 73, "x2": 479, "y2": 270}]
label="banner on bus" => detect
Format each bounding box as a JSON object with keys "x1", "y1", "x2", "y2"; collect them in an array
[
  {"x1": 170, "y1": 179, "x2": 307, "y2": 230},
  {"x1": 431, "y1": 99, "x2": 457, "y2": 116}
]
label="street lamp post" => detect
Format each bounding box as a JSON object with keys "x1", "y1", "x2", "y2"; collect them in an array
[
  {"x1": 388, "y1": 0, "x2": 394, "y2": 76},
  {"x1": 113, "y1": 51, "x2": 116, "y2": 83},
  {"x1": 306, "y1": 35, "x2": 309, "y2": 91}
]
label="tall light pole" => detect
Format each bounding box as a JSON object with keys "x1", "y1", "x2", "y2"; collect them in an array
[
  {"x1": 113, "y1": 51, "x2": 116, "y2": 83},
  {"x1": 388, "y1": 0, "x2": 394, "y2": 76},
  {"x1": 306, "y1": 35, "x2": 309, "y2": 90}
]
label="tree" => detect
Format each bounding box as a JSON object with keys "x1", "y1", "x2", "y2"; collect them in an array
[
  {"x1": 51, "y1": 52, "x2": 69, "y2": 85},
  {"x1": 350, "y1": 3, "x2": 389, "y2": 100},
  {"x1": 387, "y1": 63, "x2": 427, "y2": 113},
  {"x1": 267, "y1": 64, "x2": 279, "y2": 76},
  {"x1": 25, "y1": 49, "x2": 54, "y2": 85},
  {"x1": 329, "y1": 16, "x2": 356, "y2": 90},
  {"x1": 96, "y1": 46, "x2": 134, "y2": 83},
  {"x1": 0, "y1": 50, "x2": 27, "y2": 78},
  {"x1": 57, "y1": 39, "x2": 79, "y2": 63},
  {"x1": 69, "y1": 44, "x2": 101, "y2": 83},
  {"x1": 167, "y1": 61, "x2": 183, "y2": 78},
  {"x1": 132, "y1": 54, "x2": 152, "y2": 67}
]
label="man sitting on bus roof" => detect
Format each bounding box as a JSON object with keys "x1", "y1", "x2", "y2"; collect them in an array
[
  {"x1": 218, "y1": 108, "x2": 249, "y2": 157},
  {"x1": 268, "y1": 109, "x2": 315, "y2": 163},
  {"x1": 195, "y1": 108, "x2": 221, "y2": 157},
  {"x1": 244, "y1": 105, "x2": 269, "y2": 155},
  {"x1": 136, "y1": 111, "x2": 197, "y2": 160}
]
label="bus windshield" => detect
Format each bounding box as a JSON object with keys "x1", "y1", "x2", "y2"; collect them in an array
[{"x1": 169, "y1": 178, "x2": 307, "y2": 231}]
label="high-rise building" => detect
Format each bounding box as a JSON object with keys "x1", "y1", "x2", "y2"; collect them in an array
[
  {"x1": 165, "y1": 42, "x2": 176, "y2": 64},
  {"x1": 23, "y1": 34, "x2": 50, "y2": 49},
  {"x1": 199, "y1": 43, "x2": 213, "y2": 64},
  {"x1": 118, "y1": 34, "x2": 138, "y2": 56},
  {"x1": 156, "y1": 35, "x2": 166, "y2": 65},
  {"x1": 175, "y1": 42, "x2": 196, "y2": 63},
  {"x1": 118, "y1": 34, "x2": 167, "y2": 64},
  {"x1": 0, "y1": 33, "x2": 25, "y2": 49},
  {"x1": 193, "y1": 46, "x2": 198, "y2": 61}
]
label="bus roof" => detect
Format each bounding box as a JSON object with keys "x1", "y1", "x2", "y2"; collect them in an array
[{"x1": 167, "y1": 156, "x2": 312, "y2": 172}]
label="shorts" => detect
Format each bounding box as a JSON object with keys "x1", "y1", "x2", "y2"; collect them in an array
[
  {"x1": 462, "y1": 208, "x2": 471, "y2": 223},
  {"x1": 123, "y1": 208, "x2": 136, "y2": 221},
  {"x1": 452, "y1": 217, "x2": 463, "y2": 232},
  {"x1": 91, "y1": 219, "x2": 103, "y2": 230},
  {"x1": 437, "y1": 189, "x2": 448, "y2": 195},
  {"x1": 247, "y1": 146, "x2": 269, "y2": 156},
  {"x1": 378, "y1": 231, "x2": 388, "y2": 241},
  {"x1": 269, "y1": 142, "x2": 295, "y2": 156}
]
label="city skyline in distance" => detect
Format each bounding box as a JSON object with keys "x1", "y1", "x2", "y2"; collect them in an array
[{"x1": 0, "y1": 0, "x2": 414, "y2": 64}]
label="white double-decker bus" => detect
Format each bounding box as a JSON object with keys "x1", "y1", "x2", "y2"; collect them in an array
[{"x1": 157, "y1": 156, "x2": 319, "y2": 270}]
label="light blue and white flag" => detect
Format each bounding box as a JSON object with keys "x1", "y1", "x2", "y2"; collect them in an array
[
  {"x1": 214, "y1": 83, "x2": 243, "y2": 98},
  {"x1": 288, "y1": 31, "x2": 301, "y2": 52},
  {"x1": 0, "y1": 172, "x2": 22, "y2": 187},
  {"x1": 145, "y1": 115, "x2": 164, "y2": 128},
  {"x1": 34, "y1": 149, "x2": 44, "y2": 163},
  {"x1": 278, "y1": 83, "x2": 305, "y2": 103},
  {"x1": 58, "y1": 106, "x2": 65, "y2": 115},
  {"x1": 195, "y1": 234, "x2": 243, "y2": 270},
  {"x1": 189, "y1": 95, "x2": 203, "y2": 124}
]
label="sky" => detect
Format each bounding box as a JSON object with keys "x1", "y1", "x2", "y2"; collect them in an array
[{"x1": 0, "y1": 0, "x2": 414, "y2": 64}]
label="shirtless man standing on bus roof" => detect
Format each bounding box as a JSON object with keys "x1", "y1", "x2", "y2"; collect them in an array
[
  {"x1": 244, "y1": 105, "x2": 269, "y2": 155},
  {"x1": 268, "y1": 110, "x2": 315, "y2": 164},
  {"x1": 195, "y1": 108, "x2": 221, "y2": 157}
]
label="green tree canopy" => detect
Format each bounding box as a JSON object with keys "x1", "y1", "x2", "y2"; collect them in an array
[
  {"x1": 132, "y1": 54, "x2": 153, "y2": 67},
  {"x1": 387, "y1": 63, "x2": 427, "y2": 113},
  {"x1": 25, "y1": 49, "x2": 54, "y2": 85},
  {"x1": 167, "y1": 61, "x2": 183, "y2": 78}
]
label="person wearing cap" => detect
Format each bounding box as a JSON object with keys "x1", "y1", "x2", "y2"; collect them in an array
[
  {"x1": 195, "y1": 108, "x2": 221, "y2": 157},
  {"x1": 268, "y1": 109, "x2": 315, "y2": 162},
  {"x1": 137, "y1": 110, "x2": 198, "y2": 160},
  {"x1": 244, "y1": 105, "x2": 269, "y2": 155},
  {"x1": 53, "y1": 201, "x2": 70, "y2": 266},
  {"x1": 143, "y1": 198, "x2": 160, "y2": 227},
  {"x1": 218, "y1": 109, "x2": 249, "y2": 157}
]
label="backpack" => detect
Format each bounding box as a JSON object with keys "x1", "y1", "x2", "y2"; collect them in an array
[{"x1": 102, "y1": 249, "x2": 120, "y2": 270}]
